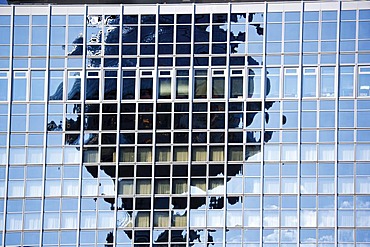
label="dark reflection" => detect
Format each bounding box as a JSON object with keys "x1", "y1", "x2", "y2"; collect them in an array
[{"x1": 66, "y1": 12, "x2": 288, "y2": 246}]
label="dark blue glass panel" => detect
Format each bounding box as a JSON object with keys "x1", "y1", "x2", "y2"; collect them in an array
[
  {"x1": 212, "y1": 44, "x2": 227, "y2": 54},
  {"x1": 122, "y1": 45, "x2": 137, "y2": 55},
  {"x1": 122, "y1": 26, "x2": 138, "y2": 43},
  {"x1": 122, "y1": 58, "x2": 136, "y2": 67},
  {"x1": 194, "y1": 57, "x2": 209, "y2": 66},
  {"x1": 158, "y1": 57, "x2": 173, "y2": 67},
  {"x1": 211, "y1": 57, "x2": 226, "y2": 66},
  {"x1": 140, "y1": 44, "x2": 155, "y2": 55},
  {"x1": 213, "y1": 13, "x2": 227, "y2": 23},
  {"x1": 141, "y1": 26, "x2": 155, "y2": 43},
  {"x1": 176, "y1": 44, "x2": 191, "y2": 54},
  {"x1": 230, "y1": 56, "x2": 245, "y2": 66},
  {"x1": 194, "y1": 44, "x2": 209, "y2": 54},
  {"x1": 175, "y1": 57, "x2": 190, "y2": 66},
  {"x1": 195, "y1": 14, "x2": 210, "y2": 23},
  {"x1": 194, "y1": 25, "x2": 209, "y2": 42},
  {"x1": 139, "y1": 58, "x2": 154, "y2": 67},
  {"x1": 141, "y1": 15, "x2": 156, "y2": 24},
  {"x1": 177, "y1": 14, "x2": 191, "y2": 24},
  {"x1": 159, "y1": 14, "x2": 174, "y2": 24},
  {"x1": 158, "y1": 44, "x2": 173, "y2": 54},
  {"x1": 212, "y1": 25, "x2": 227, "y2": 42},
  {"x1": 176, "y1": 25, "x2": 191, "y2": 42},
  {"x1": 123, "y1": 15, "x2": 138, "y2": 24}
]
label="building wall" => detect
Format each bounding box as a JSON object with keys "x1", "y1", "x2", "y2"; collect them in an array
[{"x1": 0, "y1": 1, "x2": 370, "y2": 246}]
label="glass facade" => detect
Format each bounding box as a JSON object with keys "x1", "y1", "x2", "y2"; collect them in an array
[{"x1": 0, "y1": 1, "x2": 370, "y2": 246}]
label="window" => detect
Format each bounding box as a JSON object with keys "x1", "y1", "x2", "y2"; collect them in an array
[
  {"x1": 358, "y1": 67, "x2": 370, "y2": 96},
  {"x1": 194, "y1": 70, "x2": 207, "y2": 99},
  {"x1": 283, "y1": 68, "x2": 298, "y2": 98},
  {"x1": 140, "y1": 71, "x2": 153, "y2": 99},
  {"x1": 339, "y1": 66, "x2": 354, "y2": 97},
  {"x1": 302, "y1": 68, "x2": 317, "y2": 97},
  {"x1": 158, "y1": 71, "x2": 172, "y2": 99},
  {"x1": 320, "y1": 67, "x2": 335, "y2": 97},
  {"x1": 176, "y1": 70, "x2": 189, "y2": 99}
]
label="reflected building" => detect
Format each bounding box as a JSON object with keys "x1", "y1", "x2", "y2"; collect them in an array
[{"x1": 0, "y1": 1, "x2": 370, "y2": 246}]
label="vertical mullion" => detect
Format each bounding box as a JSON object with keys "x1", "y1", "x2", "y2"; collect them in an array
[
  {"x1": 259, "y1": 3, "x2": 268, "y2": 246},
  {"x1": 297, "y1": 1, "x2": 305, "y2": 246},
  {"x1": 2, "y1": 5, "x2": 14, "y2": 247},
  {"x1": 113, "y1": 4, "x2": 124, "y2": 246},
  {"x1": 76, "y1": 4, "x2": 88, "y2": 246},
  {"x1": 186, "y1": 4, "x2": 195, "y2": 246},
  {"x1": 223, "y1": 4, "x2": 231, "y2": 246},
  {"x1": 334, "y1": 2, "x2": 342, "y2": 247},
  {"x1": 38, "y1": 4, "x2": 52, "y2": 246}
]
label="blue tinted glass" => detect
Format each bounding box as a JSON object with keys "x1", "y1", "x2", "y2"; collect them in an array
[
  {"x1": 301, "y1": 163, "x2": 316, "y2": 176},
  {"x1": 51, "y1": 15, "x2": 66, "y2": 25},
  {"x1": 304, "y1": 11, "x2": 319, "y2": 21},
  {"x1": 282, "y1": 196, "x2": 297, "y2": 208},
  {"x1": 0, "y1": 46, "x2": 10, "y2": 56},
  {"x1": 80, "y1": 231, "x2": 96, "y2": 243},
  {"x1": 302, "y1": 101, "x2": 317, "y2": 110},
  {"x1": 341, "y1": 10, "x2": 356, "y2": 20},
  {"x1": 359, "y1": 21, "x2": 370, "y2": 39},
  {"x1": 23, "y1": 232, "x2": 40, "y2": 245},
  {"x1": 0, "y1": 16, "x2": 10, "y2": 25},
  {"x1": 322, "y1": 11, "x2": 337, "y2": 21},
  {"x1": 285, "y1": 12, "x2": 300, "y2": 22},
  {"x1": 32, "y1": 15, "x2": 47, "y2": 25},
  {"x1": 338, "y1": 196, "x2": 353, "y2": 208},
  {"x1": 357, "y1": 130, "x2": 370, "y2": 142},
  {"x1": 339, "y1": 100, "x2": 354, "y2": 109},
  {"x1": 321, "y1": 22, "x2": 337, "y2": 40},
  {"x1": 69, "y1": 15, "x2": 84, "y2": 25},
  {"x1": 14, "y1": 15, "x2": 29, "y2": 25},
  {"x1": 9, "y1": 166, "x2": 24, "y2": 179},
  {"x1": 338, "y1": 163, "x2": 353, "y2": 175},
  {"x1": 357, "y1": 229, "x2": 370, "y2": 242},
  {"x1": 244, "y1": 196, "x2": 260, "y2": 208},
  {"x1": 14, "y1": 26, "x2": 29, "y2": 44},
  {"x1": 267, "y1": 12, "x2": 282, "y2": 22},
  {"x1": 357, "y1": 196, "x2": 370, "y2": 208},
  {"x1": 318, "y1": 195, "x2": 334, "y2": 208},
  {"x1": 27, "y1": 166, "x2": 43, "y2": 179},
  {"x1": 5, "y1": 232, "x2": 21, "y2": 245},
  {"x1": 62, "y1": 198, "x2": 78, "y2": 210},
  {"x1": 25, "y1": 199, "x2": 42, "y2": 211},
  {"x1": 32, "y1": 26, "x2": 47, "y2": 44},
  {"x1": 360, "y1": 9, "x2": 370, "y2": 19},
  {"x1": 43, "y1": 231, "x2": 58, "y2": 244},
  {"x1": 44, "y1": 198, "x2": 60, "y2": 211},
  {"x1": 301, "y1": 196, "x2": 316, "y2": 208},
  {"x1": 0, "y1": 134, "x2": 6, "y2": 145},
  {"x1": 7, "y1": 199, "x2": 23, "y2": 212}
]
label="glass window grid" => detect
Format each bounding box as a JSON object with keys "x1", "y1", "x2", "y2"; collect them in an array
[{"x1": 0, "y1": 2, "x2": 370, "y2": 246}]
